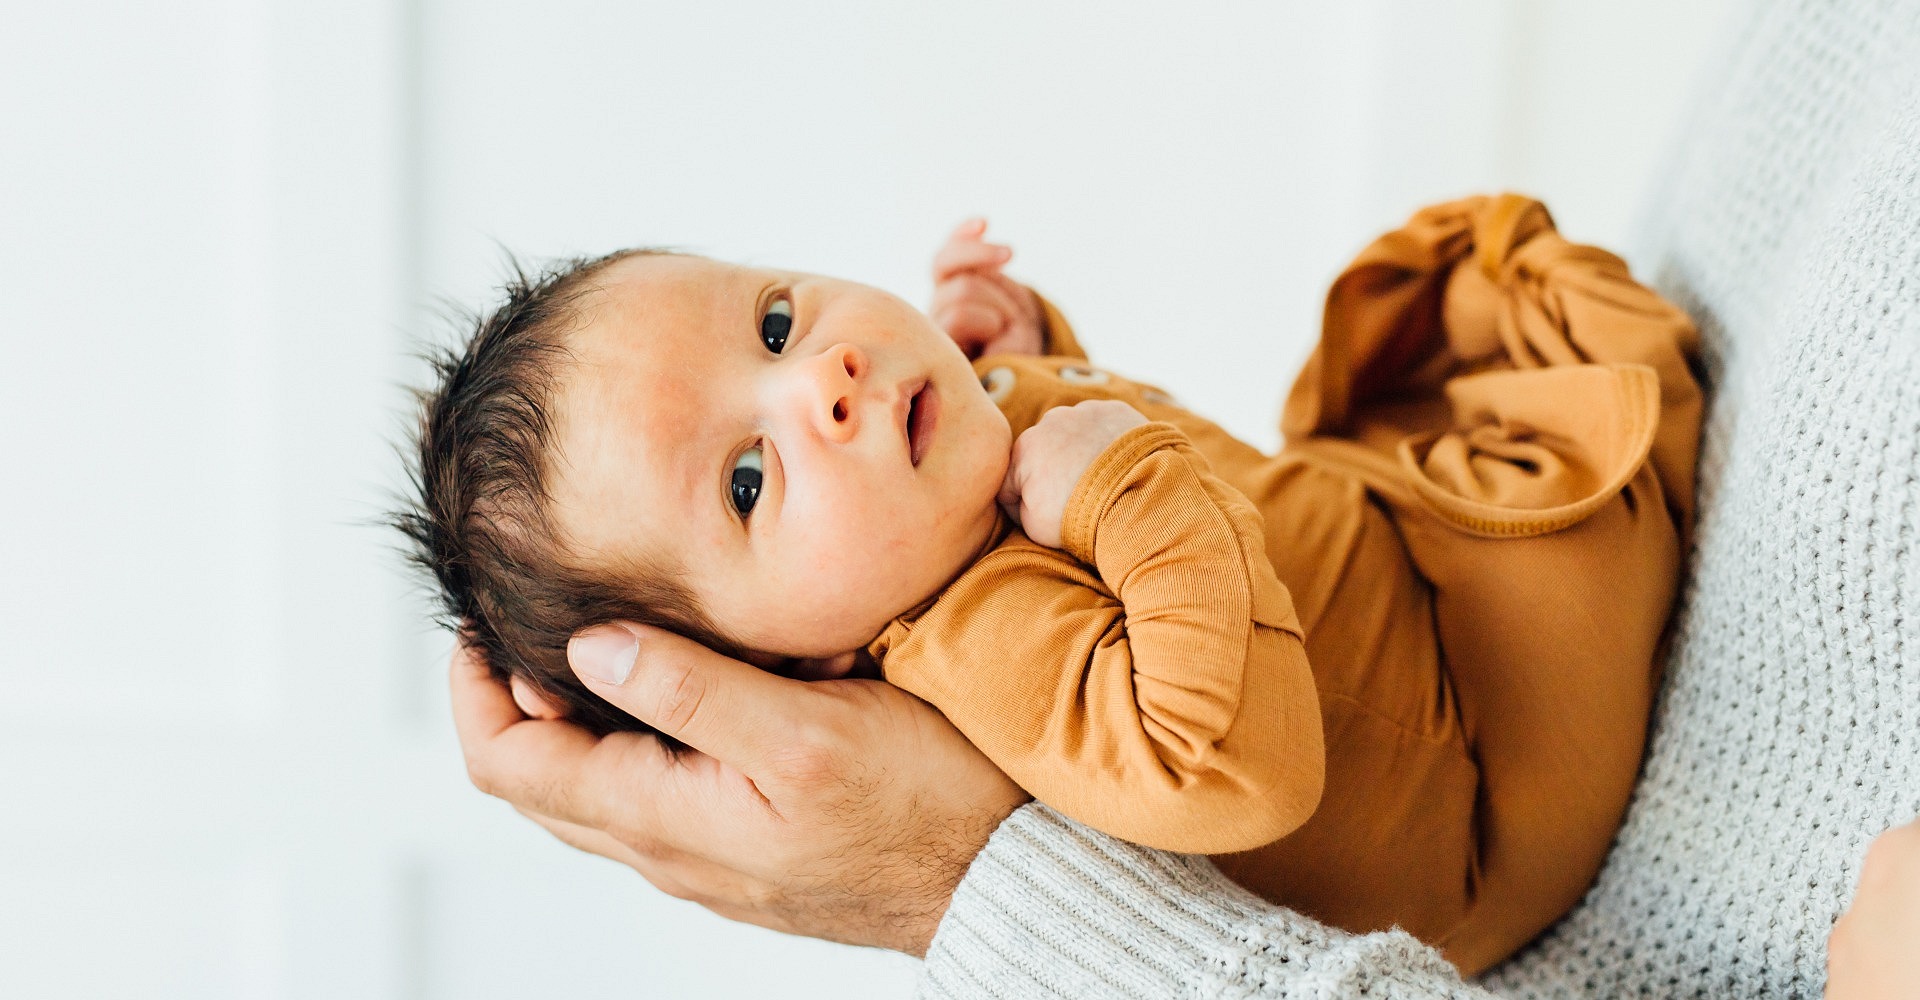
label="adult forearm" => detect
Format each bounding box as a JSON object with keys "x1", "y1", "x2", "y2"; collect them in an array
[{"x1": 919, "y1": 804, "x2": 1492, "y2": 1000}]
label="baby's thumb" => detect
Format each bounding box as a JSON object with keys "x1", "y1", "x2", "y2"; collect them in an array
[{"x1": 997, "y1": 458, "x2": 1025, "y2": 525}]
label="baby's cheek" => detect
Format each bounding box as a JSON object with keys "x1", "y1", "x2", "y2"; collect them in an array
[{"x1": 797, "y1": 515, "x2": 912, "y2": 611}]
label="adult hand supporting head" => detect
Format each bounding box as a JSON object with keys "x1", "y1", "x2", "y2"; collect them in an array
[{"x1": 450, "y1": 622, "x2": 1029, "y2": 956}]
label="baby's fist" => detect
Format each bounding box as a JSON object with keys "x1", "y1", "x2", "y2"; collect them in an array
[
  {"x1": 999, "y1": 399, "x2": 1148, "y2": 549},
  {"x1": 930, "y1": 218, "x2": 1045, "y2": 360}
]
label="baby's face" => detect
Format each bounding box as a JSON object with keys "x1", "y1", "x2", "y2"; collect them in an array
[{"x1": 550, "y1": 254, "x2": 1012, "y2": 660}]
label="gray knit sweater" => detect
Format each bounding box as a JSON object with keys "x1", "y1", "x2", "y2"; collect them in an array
[{"x1": 917, "y1": 0, "x2": 1920, "y2": 996}]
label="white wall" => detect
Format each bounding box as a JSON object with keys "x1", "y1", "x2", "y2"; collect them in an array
[{"x1": 0, "y1": 1, "x2": 1728, "y2": 997}]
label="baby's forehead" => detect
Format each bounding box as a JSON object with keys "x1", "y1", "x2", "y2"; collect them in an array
[
  {"x1": 564, "y1": 257, "x2": 741, "y2": 354},
  {"x1": 591, "y1": 252, "x2": 782, "y2": 312},
  {"x1": 551, "y1": 252, "x2": 775, "y2": 466},
  {"x1": 566, "y1": 253, "x2": 810, "y2": 374}
]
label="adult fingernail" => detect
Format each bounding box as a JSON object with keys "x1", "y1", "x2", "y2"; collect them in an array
[{"x1": 570, "y1": 624, "x2": 638, "y2": 686}]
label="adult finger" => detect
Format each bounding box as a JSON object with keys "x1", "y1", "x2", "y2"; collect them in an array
[
  {"x1": 530, "y1": 811, "x2": 711, "y2": 904},
  {"x1": 509, "y1": 674, "x2": 565, "y2": 720},
  {"x1": 448, "y1": 641, "x2": 534, "y2": 749},
  {"x1": 569, "y1": 621, "x2": 819, "y2": 772},
  {"x1": 451, "y1": 645, "x2": 682, "y2": 832},
  {"x1": 514, "y1": 804, "x2": 650, "y2": 870},
  {"x1": 512, "y1": 802, "x2": 756, "y2": 904},
  {"x1": 933, "y1": 237, "x2": 1012, "y2": 283}
]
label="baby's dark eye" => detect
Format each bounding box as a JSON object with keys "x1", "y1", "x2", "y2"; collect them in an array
[
  {"x1": 760, "y1": 297, "x2": 793, "y2": 354},
  {"x1": 730, "y1": 446, "x2": 764, "y2": 516}
]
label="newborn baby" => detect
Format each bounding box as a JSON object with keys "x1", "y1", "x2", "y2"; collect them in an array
[{"x1": 402, "y1": 195, "x2": 1702, "y2": 973}]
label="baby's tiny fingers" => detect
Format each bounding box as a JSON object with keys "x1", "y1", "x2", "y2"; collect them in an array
[
  {"x1": 933, "y1": 238, "x2": 1014, "y2": 283},
  {"x1": 935, "y1": 302, "x2": 1004, "y2": 357},
  {"x1": 948, "y1": 217, "x2": 988, "y2": 241},
  {"x1": 997, "y1": 436, "x2": 1030, "y2": 511}
]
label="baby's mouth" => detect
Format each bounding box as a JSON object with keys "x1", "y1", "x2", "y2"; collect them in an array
[{"x1": 907, "y1": 380, "x2": 937, "y2": 467}]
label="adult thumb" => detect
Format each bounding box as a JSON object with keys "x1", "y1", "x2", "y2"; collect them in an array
[
  {"x1": 570, "y1": 623, "x2": 639, "y2": 686},
  {"x1": 566, "y1": 621, "x2": 804, "y2": 767}
]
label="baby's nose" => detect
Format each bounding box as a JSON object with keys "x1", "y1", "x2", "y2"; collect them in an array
[{"x1": 806, "y1": 344, "x2": 868, "y2": 443}]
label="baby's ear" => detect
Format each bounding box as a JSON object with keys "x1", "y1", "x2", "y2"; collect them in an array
[{"x1": 509, "y1": 675, "x2": 567, "y2": 720}]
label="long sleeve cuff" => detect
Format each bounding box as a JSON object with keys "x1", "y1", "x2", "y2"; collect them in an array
[
  {"x1": 1058, "y1": 422, "x2": 1190, "y2": 566},
  {"x1": 917, "y1": 804, "x2": 1490, "y2": 1000}
]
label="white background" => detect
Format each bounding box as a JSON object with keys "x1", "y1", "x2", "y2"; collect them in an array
[{"x1": 0, "y1": 2, "x2": 1730, "y2": 997}]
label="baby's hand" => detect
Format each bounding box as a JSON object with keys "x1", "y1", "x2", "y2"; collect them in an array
[
  {"x1": 930, "y1": 218, "x2": 1045, "y2": 360},
  {"x1": 999, "y1": 399, "x2": 1148, "y2": 549}
]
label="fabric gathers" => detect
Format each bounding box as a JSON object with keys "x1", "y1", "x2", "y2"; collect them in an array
[{"x1": 880, "y1": 194, "x2": 1703, "y2": 973}]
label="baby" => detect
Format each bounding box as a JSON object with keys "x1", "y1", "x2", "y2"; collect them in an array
[{"x1": 401, "y1": 195, "x2": 1702, "y2": 973}]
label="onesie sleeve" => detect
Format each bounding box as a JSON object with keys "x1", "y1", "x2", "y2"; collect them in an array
[{"x1": 878, "y1": 423, "x2": 1325, "y2": 854}]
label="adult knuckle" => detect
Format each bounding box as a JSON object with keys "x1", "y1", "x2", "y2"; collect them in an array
[
  {"x1": 770, "y1": 727, "x2": 841, "y2": 786},
  {"x1": 464, "y1": 756, "x2": 499, "y2": 797}
]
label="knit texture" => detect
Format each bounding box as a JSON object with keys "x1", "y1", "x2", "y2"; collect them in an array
[
  {"x1": 918, "y1": 0, "x2": 1920, "y2": 996},
  {"x1": 920, "y1": 805, "x2": 1486, "y2": 1000}
]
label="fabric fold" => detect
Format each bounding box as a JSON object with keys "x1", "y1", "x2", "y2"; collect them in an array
[{"x1": 1283, "y1": 193, "x2": 1702, "y2": 539}]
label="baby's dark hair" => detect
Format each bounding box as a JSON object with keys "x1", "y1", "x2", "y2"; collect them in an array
[{"x1": 395, "y1": 247, "x2": 726, "y2": 736}]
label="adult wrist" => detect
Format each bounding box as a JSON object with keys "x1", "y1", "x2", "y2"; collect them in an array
[{"x1": 882, "y1": 780, "x2": 1027, "y2": 957}]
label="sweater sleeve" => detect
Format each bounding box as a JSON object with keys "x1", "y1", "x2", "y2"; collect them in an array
[
  {"x1": 916, "y1": 804, "x2": 1495, "y2": 1000},
  {"x1": 879, "y1": 422, "x2": 1324, "y2": 854}
]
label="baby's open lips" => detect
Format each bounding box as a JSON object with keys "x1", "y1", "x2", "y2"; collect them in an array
[{"x1": 904, "y1": 379, "x2": 937, "y2": 467}]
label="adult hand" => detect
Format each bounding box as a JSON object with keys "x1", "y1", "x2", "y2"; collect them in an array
[
  {"x1": 1827, "y1": 817, "x2": 1920, "y2": 999},
  {"x1": 929, "y1": 218, "x2": 1046, "y2": 360},
  {"x1": 450, "y1": 623, "x2": 1029, "y2": 956}
]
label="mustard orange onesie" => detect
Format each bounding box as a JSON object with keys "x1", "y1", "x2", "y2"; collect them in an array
[{"x1": 869, "y1": 195, "x2": 1702, "y2": 974}]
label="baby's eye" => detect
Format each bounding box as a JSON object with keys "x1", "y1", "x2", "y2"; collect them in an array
[
  {"x1": 761, "y1": 297, "x2": 793, "y2": 354},
  {"x1": 730, "y1": 446, "x2": 764, "y2": 517}
]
